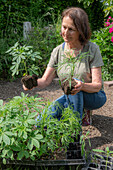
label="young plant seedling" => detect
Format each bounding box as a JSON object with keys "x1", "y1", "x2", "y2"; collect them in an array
[
  {"x1": 58, "y1": 48, "x2": 88, "y2": 95},
  {"x1": 6, "y1": 42, "x2": 42, "y2": 77},
  {"x1": 93, "y1": 146, "x2": 113, "y2": 170}
]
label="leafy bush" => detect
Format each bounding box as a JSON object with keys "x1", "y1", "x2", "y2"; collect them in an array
[
  {"x1": 91, "y1": 16, "x2": 113, "y2": 81},
  {"x1": 0, "y1": 93, "x2": 81, "y2": 164}
]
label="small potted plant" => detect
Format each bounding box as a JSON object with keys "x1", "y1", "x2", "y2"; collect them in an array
[{"x1": 6, "y1": 42, "x2": 42, "y2": 89}]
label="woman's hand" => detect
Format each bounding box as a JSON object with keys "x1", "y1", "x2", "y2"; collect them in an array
[
  {"x1": 22, "y1": 84, "x2": 33, "y2": 91},
  {"x1": 71, "y1": 80, "x2": 83, "y2": 95}
]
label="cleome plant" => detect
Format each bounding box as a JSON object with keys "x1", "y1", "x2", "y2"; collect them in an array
[
  {"x1": 5, "y1": 42, "x2": 42, "y2": 77},
  {"x1": 0, "y1": 92, "x2": 83, "y2": 164}
]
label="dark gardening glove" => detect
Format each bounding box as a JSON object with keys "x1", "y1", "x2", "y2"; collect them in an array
[{"x1": 21, "y1": 74, "x2": 38, "y2": 90}]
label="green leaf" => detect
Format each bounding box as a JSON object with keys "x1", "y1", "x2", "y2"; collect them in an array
[
  {"x1": 27, "y1": 138, "x2": 33, "y2": 150},
  {"x1": 35, "y1": 134, "x2": 43, "y2": 140},
  {"x1": 3, "y1": 158, "x2": 6, "y2": 165},
  {"x1": 5, "y1": 131, "x2": 14, "y2": 136},
  {"x1": 28, "y1": 112, "x2": 38, "y2": 119},
  {"x1": 18, "y1": 130, "x2": 22, "y2": 137},
  {"x1": 24, "y1": 150, "x2": 29, "y2": 158},
  {"x1": 2, "y1": 149, "x2": 8, "y2": 157},
  {"x1": 0, "y1": 135, "x2": 2, "y2": 143},
  {"x1": 17, "y1": 150, "x2": 24, "y2": 160},
  {"x1": 27, "y1": 119, "x2": 37, "y2": 125},
  {"x1": 23, "y1": 131, "x2": 27, "y2": 139},
  {"x1": 3, "y1": 134, "x2": 10, "y2": 145},
  {"x1": 11, "y1": 145, "x2": 21, "y2": 151},
  {"x1": 93, "y1": 149, "x2": 105, "y2": 153},
  {"x1": 7, "y1": 150, "x2": 13, "y2": 159},
  {"x1": 0, "y1": 100, "x2": 3, "y2": 107},
  {"x1": 106, "y1": 146, "x2": 109, "y2": 152},
  {"x1": 32, "y1": 138, "x2": 40, "y2": 148}
]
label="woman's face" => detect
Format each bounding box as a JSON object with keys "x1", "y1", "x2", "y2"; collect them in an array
[{"x1": 61, "y1": 16, "x2": 80, "y2": 45}]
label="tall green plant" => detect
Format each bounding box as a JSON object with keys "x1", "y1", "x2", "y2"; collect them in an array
[{"x1": 58, "y1": 49, "x2": 89, "y2": 89}]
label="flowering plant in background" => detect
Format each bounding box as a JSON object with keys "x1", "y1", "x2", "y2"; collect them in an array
[
  {"x1": 105, "y1": 16, "x2": 113, "y2": 43},
  {"x1": 91, "y1": 16, "x2": 113, "y2": 81}
]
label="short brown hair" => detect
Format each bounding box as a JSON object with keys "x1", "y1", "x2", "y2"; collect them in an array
[{"x1": 62, "y1": 7, "x2": 91, "y2": 45}]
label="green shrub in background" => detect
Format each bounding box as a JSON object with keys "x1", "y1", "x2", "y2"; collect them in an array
[
  {"x1": 25, "y1": 11, "x2": 63, "y2": 75},
  {"x1": 0, "y1": 0, "x2": 110, "y2": 80},
  {"x1": 91, "y1": 16, "x2": 113, "y2": 81}
]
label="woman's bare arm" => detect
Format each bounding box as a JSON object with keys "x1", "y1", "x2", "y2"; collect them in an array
[
  {"x1": 23, "y1": 67, "x2": 56, "y2": 90},
  {"x1": 37, "y1": 67, "x2": 56, "y2": 88},
  {"x1": 71, "y1": 67, "x2": 102, "y2": 95},
  {"x1": 81, "y1": 67, "x2": 102, "y2": 93}
]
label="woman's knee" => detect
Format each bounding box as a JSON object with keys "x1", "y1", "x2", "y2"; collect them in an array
[{"x1": 83, "y1": 90, "x2": 107, "y2": 110}]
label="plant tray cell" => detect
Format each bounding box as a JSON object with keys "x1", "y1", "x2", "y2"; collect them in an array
[
  {"x1": 100, "y1": 165, "x2": 112, "y2": 170},
  {"x1": 66, "y1": 150, "x2": 83, "y2": 159},
  {"x1": 67, "y1": 142, "x2": 81, "y2": 150},
  {"x1": 83, "y1": 153, "x2": 113, "y2": 170}
]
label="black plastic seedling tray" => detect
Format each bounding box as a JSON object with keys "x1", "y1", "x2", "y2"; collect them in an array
[
  {"x1": 0, "y1": 158, "x2": 86, "y2": 170},
  {"x1": 82, "y1": 153, "x2": 113, "y2": 170}
]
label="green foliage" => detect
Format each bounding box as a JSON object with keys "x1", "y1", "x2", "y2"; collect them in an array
[
  {"x1": 103, "y1": 0, "x2": 113, "y2": 17},
  {"x1": 78, "y1": 0, "x2": 113, "y2": 18},
  {"x1": 0, "y1": 0, "x2": 107, "y2": 80},
  {"x1": 80, "y1": 131, "x2": 91, "y2": 159},
  {"x1": 85, "y1": 0, "x2": 105, "y2": 31},
  {"x1": 91, "y1": 16, "x2": 113, "y2": 81},
  {"x1": 26, "y1": 12, "x2": 63, "y2": 74},
  {"x1": 0, "y1": 93, "x2": 82, "y2": 163},
  {"x1": 93, "y1": 147, "x2": 113, "y2": 168},
  {"x1": 6, "y1": 42, "x2": 42, "y2": 77},
  {"x1": 43, "y1": 0, "x2": 105, "y2": 31}
]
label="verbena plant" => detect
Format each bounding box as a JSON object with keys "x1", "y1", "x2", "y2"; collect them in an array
[
  {"x1": 0, "y1": 93, "x2": 82, "y2": 164},
  {"x1": 5, "y1": 42, "x2": 42, "y2": 77}
]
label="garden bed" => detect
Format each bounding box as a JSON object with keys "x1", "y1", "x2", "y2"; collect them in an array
[{"x1": 0, "y1": 78, "x2": 113, "y2": 158}]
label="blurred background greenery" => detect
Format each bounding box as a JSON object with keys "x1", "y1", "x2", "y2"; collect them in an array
[{"x1": 0, "y1": 0, "x2": 113, "y2": 81}]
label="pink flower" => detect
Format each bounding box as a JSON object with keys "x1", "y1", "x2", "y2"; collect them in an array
[
  {"x1": 108, "y1": 16, "x2": 111, "y2": 19},
  {"x1": 107, "y1": 19, "x2": 109, "y2": 22},
  {"x1": 111, "y1": 36, "x2": 113, "y2": 43},
  {"x1": 105, "y1": 22, "x2": 110, "y2": 27},
  {"x1": 109, "y1": 27, "x2": 113, "y2": 33}
]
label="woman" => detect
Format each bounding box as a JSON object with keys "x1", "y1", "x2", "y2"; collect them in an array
[{"x1": 22, "y1": 7, "x2": 107, "y2": 122}]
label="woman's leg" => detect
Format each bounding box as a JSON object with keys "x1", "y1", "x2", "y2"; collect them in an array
[
  {"x1": 48, "y1": 95, "x2": 67, "y2": 120},
  {"x1": 65, "y1": 90, "x2": 106, "y2": 119},
  {"x1": 68, "y1": 91, "x2": 84, "y2": 119},
  {"x1": 83, "y1": 90, "x2": 107, "y2": 110}
]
